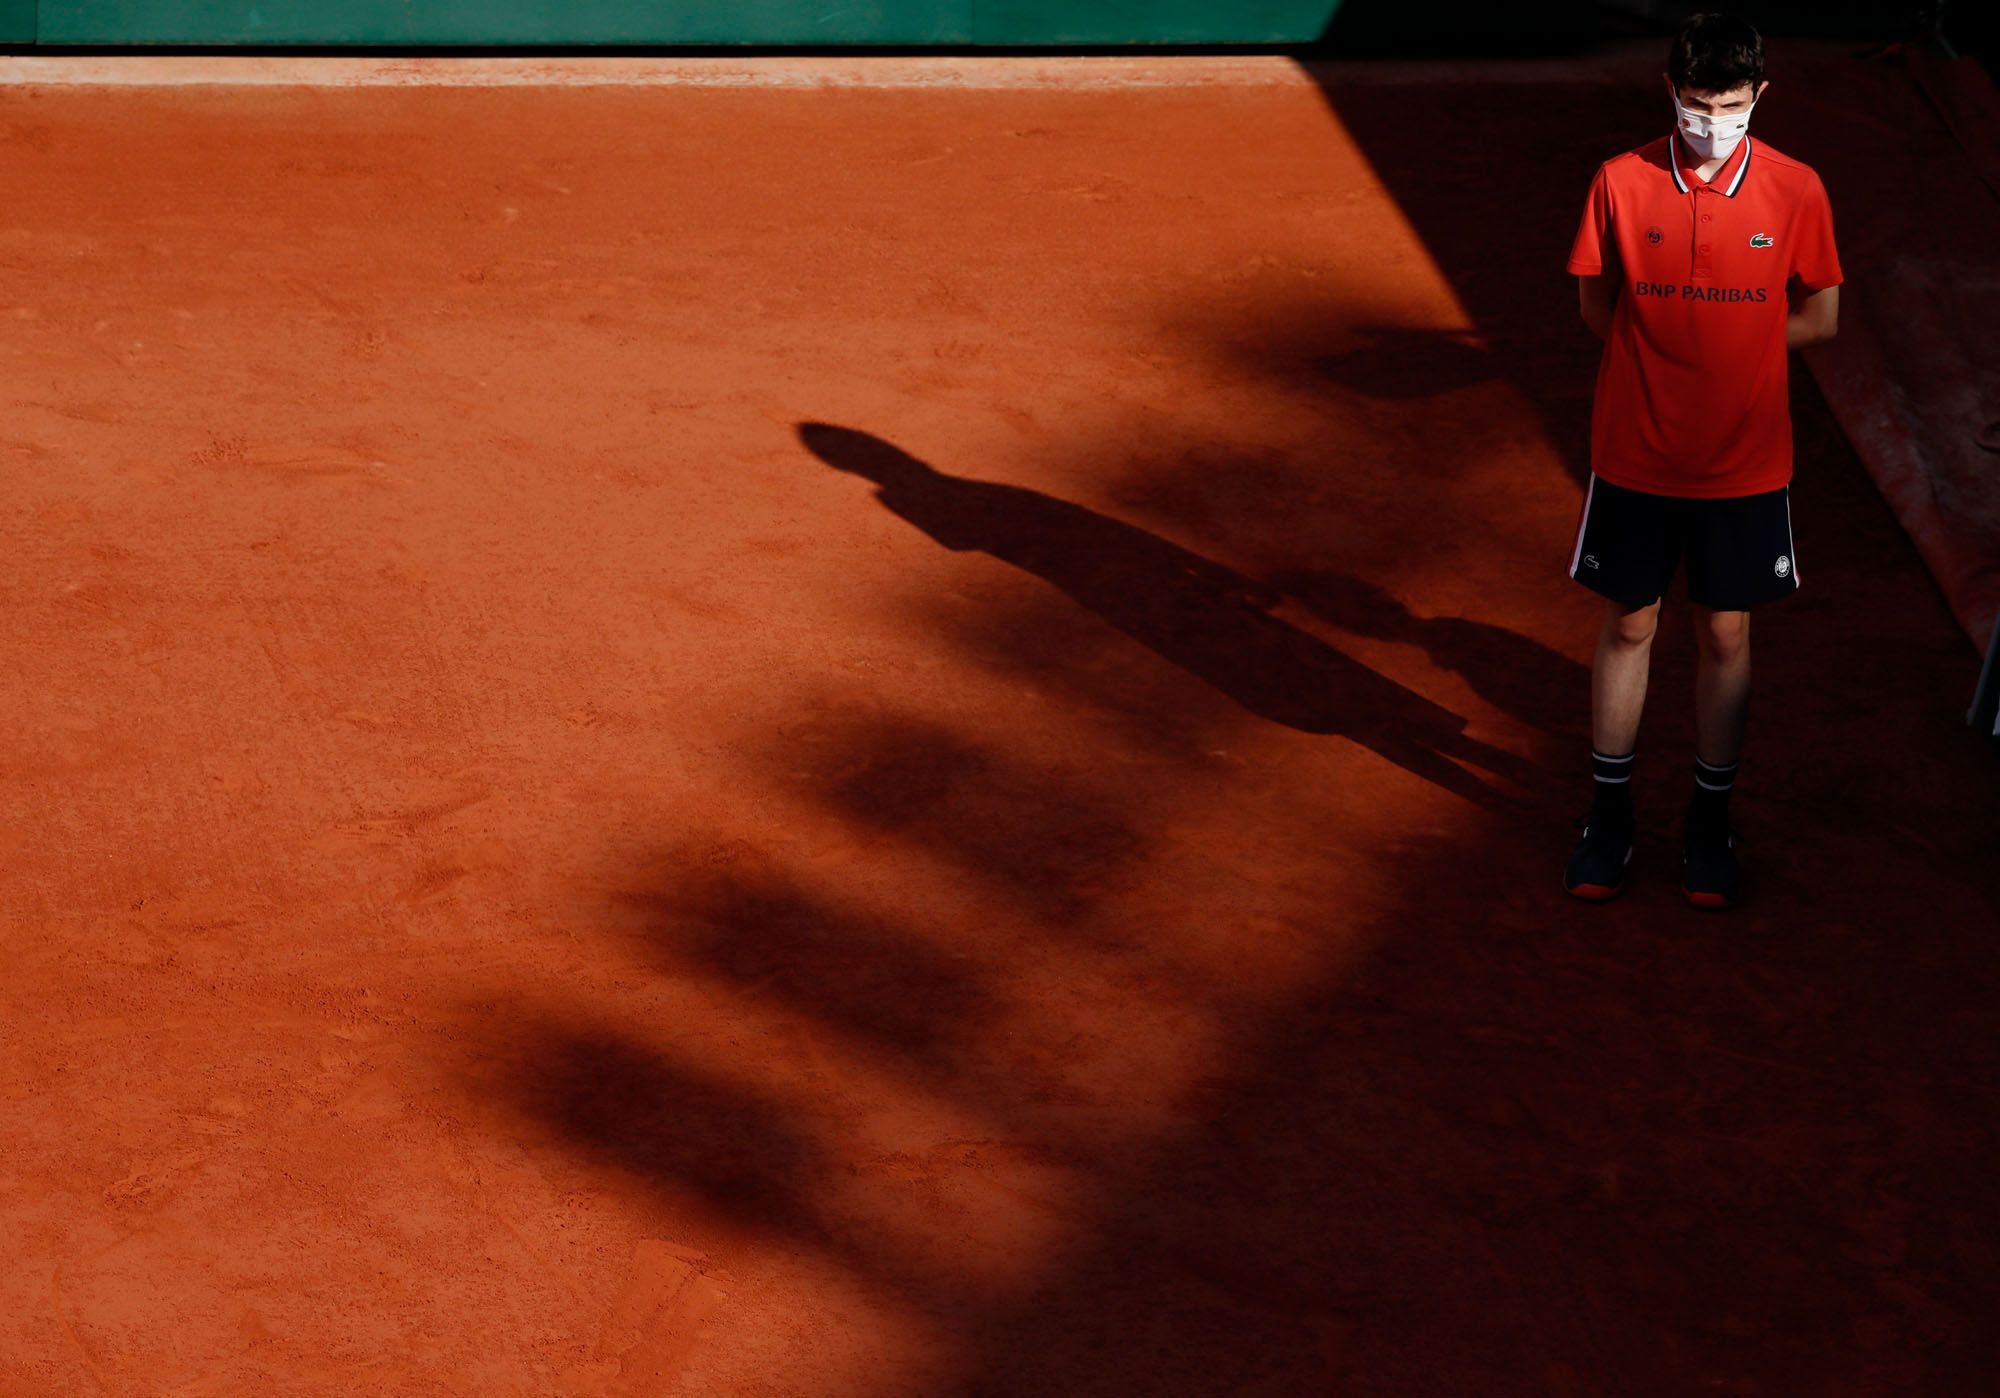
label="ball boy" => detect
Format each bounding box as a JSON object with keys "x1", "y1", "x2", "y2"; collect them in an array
[{"x1": 1563, "y1": 13, "x2": 1842, "y2": 908}]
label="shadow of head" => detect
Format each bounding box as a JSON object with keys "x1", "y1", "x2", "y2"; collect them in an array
[
  {"x1": 463, "y1": 1017, "x2": 831, "y2": 1243},
  {"x1": 800, "y1": 422, "x2": 938, "y2": 490},
  {"x1": 767, "y1": 707, "x2": 1149, "y2": 926},
  {"x1": 616, "y1": 848, "x2": 997, "y2": 1056}
]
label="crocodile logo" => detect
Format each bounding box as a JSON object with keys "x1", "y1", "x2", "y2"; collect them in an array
[{"x1": 1749, "y1": 233, "x2": 1774, "y2": 248}]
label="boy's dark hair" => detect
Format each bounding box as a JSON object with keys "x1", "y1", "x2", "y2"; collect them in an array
[{"x1": 1668, "y1": 13, "x2": 1765, "y2": 96}]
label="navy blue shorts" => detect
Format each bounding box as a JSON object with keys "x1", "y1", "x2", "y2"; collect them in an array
[{"x1": 1566, "y1": 473, "x2": 1801, "y2": 612}]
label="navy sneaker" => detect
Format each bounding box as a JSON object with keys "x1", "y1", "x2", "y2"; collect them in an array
[
  {"x1": 1564, "y1": 812, "x2": 1634, "y2": 901},
  {"x1": 1682, "y1": 809, "x2": 1743, "y2": 910}
]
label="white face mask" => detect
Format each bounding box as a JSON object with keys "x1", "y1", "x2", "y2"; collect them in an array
[{"x1": 1675, "y1": 94, "x2": 1755, "y2": 162}]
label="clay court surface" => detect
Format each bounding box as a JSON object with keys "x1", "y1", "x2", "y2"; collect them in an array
[{"x1": 3, "y1": 55, "x2": 1998, "y2": 1395}]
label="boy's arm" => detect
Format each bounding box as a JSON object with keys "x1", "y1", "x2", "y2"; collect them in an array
[
  {"x1": 1578, "y1": 273, "x2": 1619, "y2": 341},
  {"x1": 1787, "y1": 170, "x2": 1841, "y2": 349},
  {"x1": 1787, "y1": 284, "x2": 1838, "y2": 349},
  {"x1": 1568, "y1": 164, "x2": 1617, "y2": 340}
]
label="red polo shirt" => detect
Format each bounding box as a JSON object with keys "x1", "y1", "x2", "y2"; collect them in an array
[{"x1": 1567, "y1": 133, "x2": 1842, "y2": 498}]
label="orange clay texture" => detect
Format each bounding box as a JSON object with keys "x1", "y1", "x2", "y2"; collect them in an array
[{"x1": 2, "y1": 63, "x2": 1997, "y2": 1396}]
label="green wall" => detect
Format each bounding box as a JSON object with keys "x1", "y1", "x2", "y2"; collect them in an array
[
  {"x1": 974, "y1": 0, "x2": 1334, "y2": 45},
  {"x1": 38, "y1": 1, "x2": 964, "y2": 44},
  {"x1": 22, "y1": 0, "x2": 1341, "y2": 45}
]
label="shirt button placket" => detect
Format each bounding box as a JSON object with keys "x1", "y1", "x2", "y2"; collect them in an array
[{"x1": 1693, "y1": 190, "x2": 1714, "y2": 279}]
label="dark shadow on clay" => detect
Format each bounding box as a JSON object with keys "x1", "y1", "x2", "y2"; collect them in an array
[
  {"x1": 799, "y1": 421, "x2": 1541, "y2": 811},
  {"x1": 763, "y1": 707, "x2": 1150, "y2": 924},
  {"x1": 466, "y1": 395, "x2": 2000, "y2": 1396},
  {"x1": 1273, "y1": 567, "x2": 1592, "y2": 735},
  {"x1": 1312, "y1": 324, "x2": 1504, "y2": 400},
  {"x1": 499, "y1": 1022, "x2": 833, "y2": 1244},
  {"x1": 614, "y1": 853, "x2": 998, "y2": 1056},
  {"x1": 1298, "y1": 67, "x2": 1654, "y2": 489},
  {"x1": 462, "y1": 1012, "x2": 975, "y2": 1312}
]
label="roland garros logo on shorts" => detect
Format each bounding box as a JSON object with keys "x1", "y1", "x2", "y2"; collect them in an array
[{"x1": 1775, "y1": 555, "x2": 1792, "y2": 578}]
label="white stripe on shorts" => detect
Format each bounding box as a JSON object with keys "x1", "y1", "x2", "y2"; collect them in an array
[
  {"x1": 1784, "y1": 489, "x2": 1800, "y2": 584},
  {"x1": 1569, "y1": 475, "x2": 1598, "y2": 578}
]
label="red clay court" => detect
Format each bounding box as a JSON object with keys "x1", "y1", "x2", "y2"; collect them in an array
[{"x1": 2, "y1": 47, "x2": 1998, "y2": 1396}]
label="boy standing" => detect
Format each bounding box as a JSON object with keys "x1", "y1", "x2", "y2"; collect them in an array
[{"x1": 1562, "y1": 13, "x2": 1842, "y2": 908}]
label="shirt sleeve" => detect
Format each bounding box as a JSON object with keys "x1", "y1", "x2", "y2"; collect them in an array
[
  {"x1": 1789, "y1": 169, "x2": 1842, "y2": 293},
  {"x1": 1566, "y1": 164, "x2": 1616, "y2": 276}
]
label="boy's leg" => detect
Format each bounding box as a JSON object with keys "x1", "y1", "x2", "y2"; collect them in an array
[
  {"x1": 1594, "y1": 597, "x2": 1660, "y2": 757},
  {"x1": 1569, "y1": 474, "x2": 1677, "y2": 763},
  {"x1": 1680, "y1": 485, "x2": 1795, "y2": 908},
  {"x1": 1566, "y1": 598, "x2": 1657, "y2": 899},
  {"x1": 1691, "y1": 606, "x2": 1751, "y2": 767},
  {"x1": 1681, "y1": 605, "x2": 1751, "y2": 908},
  {"x1": 1564, "y1": 474, "x2": 1677, "y2": 900}
]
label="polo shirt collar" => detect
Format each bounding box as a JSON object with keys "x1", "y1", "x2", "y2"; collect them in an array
[{"x1": 1670, "y1": 132, "x2": 1753, "y2": 198}]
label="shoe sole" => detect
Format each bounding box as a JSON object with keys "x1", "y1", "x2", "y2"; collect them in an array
[
  {"x1": 1566, "y1": 836, "x2": 1632, "y2": 902},
  {"x1": 1565, "y1": 878, "x2": 1626, "y2": 902},
  {"x1": 1682, "y1": 887, "x2": 1736, "y2": 910}
]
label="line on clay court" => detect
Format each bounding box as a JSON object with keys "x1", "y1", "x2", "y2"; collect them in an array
[{"x1": 0, "y1": 55, "x2": 1325, "y2": 88}]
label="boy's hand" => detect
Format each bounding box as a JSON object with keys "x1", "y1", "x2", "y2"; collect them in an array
[{"x1": 1578, "y1": 272, "x2": 1620, "y2": 341}]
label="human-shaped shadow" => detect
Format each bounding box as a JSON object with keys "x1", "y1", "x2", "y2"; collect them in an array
[
  {"x1": 799, "y1": 422, "x2": 1542, "y2": 810},
  {"x1": 1270, "y1": 569, "x2": 1589, "y2": 739}
]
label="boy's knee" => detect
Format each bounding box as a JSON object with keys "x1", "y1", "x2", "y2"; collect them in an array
[
  {"x1": 1607, "y1": 600, "x2": 1659, "y2": 647},
  {"x1": 1697, "y1": 609, "x2": 1749, "y2": 661}
]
